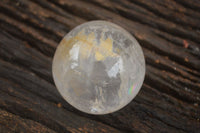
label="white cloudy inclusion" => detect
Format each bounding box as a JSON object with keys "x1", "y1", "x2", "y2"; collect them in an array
[{"x1": 52, "y1": 21, "x2": 145, "y2": 115}]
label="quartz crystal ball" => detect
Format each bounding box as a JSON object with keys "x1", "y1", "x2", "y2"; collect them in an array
[{"x1": 52, "y1": 21, "x2": 145, "y2": 114}]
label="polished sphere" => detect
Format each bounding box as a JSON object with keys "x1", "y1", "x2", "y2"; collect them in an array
[{"x1": 52, "y1": 21, "x2": 145, "y2": 114}]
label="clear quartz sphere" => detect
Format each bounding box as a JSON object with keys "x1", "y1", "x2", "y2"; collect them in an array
[{"x1": 52, "y1": 21, "x2": 145, "y2": 115}]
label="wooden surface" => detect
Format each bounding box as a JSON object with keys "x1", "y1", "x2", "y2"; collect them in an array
[{"x1": 0, "y1": 0, "x2": 200, "y2": 132}]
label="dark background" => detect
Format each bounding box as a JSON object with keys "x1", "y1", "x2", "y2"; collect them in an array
[{"x1": 0, "y1": 0, "x2": 200, "y2": 133}]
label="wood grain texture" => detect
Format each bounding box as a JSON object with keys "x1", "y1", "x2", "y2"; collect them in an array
[{"x1": 0, "y1": 0, "x2": 199, "y2": 133}]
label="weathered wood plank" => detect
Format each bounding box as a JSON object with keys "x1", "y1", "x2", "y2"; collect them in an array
[{"x1": 0, "y1": 0, "x2": 199, "y2": 133}]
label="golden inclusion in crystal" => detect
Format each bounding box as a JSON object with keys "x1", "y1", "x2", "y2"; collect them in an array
[{"x1": 60, "y1": 29, "x2": 118, "y2": 61}]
